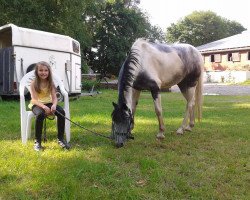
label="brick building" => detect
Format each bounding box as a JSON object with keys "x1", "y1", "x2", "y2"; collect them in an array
[{"x1": 197, "y1": 31, "x2": 250, "y2": 83}]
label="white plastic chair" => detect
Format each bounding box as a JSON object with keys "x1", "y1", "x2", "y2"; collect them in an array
[{"x1": 19, "y1": 70, "x2": 70, "y2": 144}]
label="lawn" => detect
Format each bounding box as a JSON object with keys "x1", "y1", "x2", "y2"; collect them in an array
[{"x1": 0, "y1": 90, "x2": 249, "y2": 199}]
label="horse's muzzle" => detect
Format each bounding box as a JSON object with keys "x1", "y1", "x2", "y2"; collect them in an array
[
  {"x1": 113, "y1": 134, "x2": 126, "y2": 148},
  {"x1": 112, "y1": 132, "x2": 135, "y2": 148}
]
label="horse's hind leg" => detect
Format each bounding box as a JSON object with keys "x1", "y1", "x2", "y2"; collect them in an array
[
  {"x1": 151, "y1": 92, "x2": 165, "y2": 139},
  {"x1": 176, "y1": 86, "x2": 196, "y2": 134}
]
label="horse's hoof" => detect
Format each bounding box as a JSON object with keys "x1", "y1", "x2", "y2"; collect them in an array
[
  {"x1": 184, "y1": 126, "x2": 192, "y2": 132},
  {"x1": 176, "y1": 128, "x2": 184, "y2": 135},
  {"x1": 156, "y1": 133, "x2": 165, "y2": 140},
  {"x1": 189, "y1": 123, "x2": 195, "y2": 128}
]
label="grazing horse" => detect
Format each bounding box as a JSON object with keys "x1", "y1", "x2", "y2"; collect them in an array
[{"x1": 111, "y1": 38, "x2": 203, "y2": 147}]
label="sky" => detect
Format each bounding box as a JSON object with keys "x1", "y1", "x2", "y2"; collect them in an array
[{"x1": 139, "y1": 0, "x2": 250, "y2": 31}]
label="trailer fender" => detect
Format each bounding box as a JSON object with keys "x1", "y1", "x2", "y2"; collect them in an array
[{"x1": 26, "y1": 63, "x2": 36, "y2": 73}]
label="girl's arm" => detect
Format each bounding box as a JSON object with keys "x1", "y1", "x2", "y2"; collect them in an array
[
  {"x1": 30, "y1": 81, "x2": 50, "y2": 113},
  {"x1": 50, "y1": 85, "x2": 58, "y2": 113}
]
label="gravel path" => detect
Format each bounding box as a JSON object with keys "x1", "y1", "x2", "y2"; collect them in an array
[
  {"x1": 102, "y1": 80, "x2": 250, "y2": 96},
  {"x1": 170, "y1": 83, "x2": 250, "y2": 95}
]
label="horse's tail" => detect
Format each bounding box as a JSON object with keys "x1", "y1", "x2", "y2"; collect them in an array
[{"x1": 195, "y1": 68, "x2": 203, "y2": 122}]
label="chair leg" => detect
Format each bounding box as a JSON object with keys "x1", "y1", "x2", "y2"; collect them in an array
[
  {"x1": 65, "y1": 120, "x2": 70, "y2": 143},
  {"x1": 21, "y1": 119, "x2": 28, "y2": 144},
  {"x1": 26, "y1": 114, "x2": 34, "y2": 141}
]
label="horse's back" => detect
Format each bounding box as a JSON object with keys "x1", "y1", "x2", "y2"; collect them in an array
[
  {"x1": 132, "y1": 39, "x2": 184, "y2": 72},
  {"x1": 131, "y1": 39, "x2": 203, "y2": 88},
  {"x1": 133, "y1": 39, "x2": 203, "y2": 69}
]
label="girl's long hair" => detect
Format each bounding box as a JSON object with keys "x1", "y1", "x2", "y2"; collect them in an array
[{"x1": 34, "y1": 61, "x2": 54, "y2": 93}]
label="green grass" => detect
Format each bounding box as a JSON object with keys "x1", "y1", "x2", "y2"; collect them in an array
[
  {"x1": 239, "y1": 80, "x2": 250, "y2": 85},
  {"x1": 0, "y1": 90, "x2": 249, "y2": 199}
]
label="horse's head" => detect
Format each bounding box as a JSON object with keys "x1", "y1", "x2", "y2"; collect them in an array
[{"x1": 111, "y1": 102, "x2": 132, "y2": 148}]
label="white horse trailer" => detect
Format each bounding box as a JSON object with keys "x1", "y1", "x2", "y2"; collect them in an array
[{"x1": 0, "y1": 23, "x2": 81, "y2": 99}]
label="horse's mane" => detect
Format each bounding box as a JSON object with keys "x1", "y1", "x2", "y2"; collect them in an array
[
  {"x1": 118, "y1": 49, "x2": 140, "y2": 104},
  {"x1": 124, "y1": 50, "x2": 140, "y2": 88}
]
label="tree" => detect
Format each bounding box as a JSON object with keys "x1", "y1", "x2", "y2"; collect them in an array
[
  {"x1": 86, "y1": 1, "x2": 164, "y2": 75},
  {"x1": 106, "y1": 0, "x2": 140, "y2": 8},
  {"x1": 0, "y1": 0, "x2": 164, "y2": 75},
  {"x1": 166, "y1": 11, "x2": 246, "y2": 46},
  {"x1": 0, "y1": 0, "x2": 99, "y2": 72}
]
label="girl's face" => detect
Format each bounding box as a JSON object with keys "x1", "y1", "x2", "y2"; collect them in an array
[{"x1": 37, "y1": 65, "x2": 49, "y2": 80}]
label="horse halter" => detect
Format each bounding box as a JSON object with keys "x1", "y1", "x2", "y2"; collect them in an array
[{"x1": 111, "y1": 108, "x2": 133, "y2": 139}]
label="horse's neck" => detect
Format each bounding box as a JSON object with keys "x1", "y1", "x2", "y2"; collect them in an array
[
  {"x1": 118, "y1": 56, "x2": 140, "y2": 111},
  {"x1": 118, "y1": 87, "x2": 133, "y2": 111}
]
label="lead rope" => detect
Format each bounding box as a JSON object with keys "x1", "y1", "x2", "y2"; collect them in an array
[{"x1": 55, "y1": 110, "x2": 111, "y2": 140}]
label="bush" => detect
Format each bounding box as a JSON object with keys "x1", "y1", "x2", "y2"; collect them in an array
[{"x1": 82, "y1": 79, "x2": 101, "y2": 91}]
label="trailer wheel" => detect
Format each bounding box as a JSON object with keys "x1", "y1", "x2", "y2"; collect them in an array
[{"x1": 26, "y1": 63, "x2": 36, "y2": 73}]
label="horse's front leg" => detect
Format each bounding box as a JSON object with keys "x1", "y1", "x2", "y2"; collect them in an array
[
  {"x1": 152, "y1": 91, "x2": 165, "y2": 139},
  {"x1": 129, "y1": 89, "x2": 141, "y2": 138}
]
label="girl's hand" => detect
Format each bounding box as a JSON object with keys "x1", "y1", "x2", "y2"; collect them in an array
[
  {"x1": 42, "y1": 105, "x2": 51, "y2": 115},
  {"x1": 51, "y1": 104, "x2": 57, "y2": 114}
]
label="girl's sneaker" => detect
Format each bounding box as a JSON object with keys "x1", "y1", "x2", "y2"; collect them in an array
[
  {"x1": 34, "y1": 141, "x2": 43, "y2": 151},
  {"x1": 58, "y1": 139, "x2": 70, "y2": 150}
]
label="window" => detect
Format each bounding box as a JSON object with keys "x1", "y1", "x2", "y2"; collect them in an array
[
  {"x1": 0, "y1": 29, "x2": 12, "y2": 48},
  {"x1": 228, "y1": 52, "x2": 240, "y2": 62},
  {"x1": 210, "y1": 54, "x2": 221, "y2": 62},
  {"x1": 210, "y1": 54, "x2": 215, "y2": 62},
  {"x1": 248, "y1": 52, "x2": 250, "y2": 60},
  {"x1": 214, "y1": 54, "x2": 221, "y2": 63},
  {"x1": 232, "y1": 52, "x2": 240, "y2": 62},
  {"x1": 72, "y1": 40, "x2": 80, "y2": 54}
]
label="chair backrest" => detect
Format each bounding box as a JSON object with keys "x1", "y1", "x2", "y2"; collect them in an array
[
  {"x1": 19, "y1": 70, "x2": 70, "y2": 116},
  {"x1": 19, "y1": 70, "x2": 68, "y2": 100},
  {"x1": 19, "y1": 71, "x2": 35, "y2": 97}
]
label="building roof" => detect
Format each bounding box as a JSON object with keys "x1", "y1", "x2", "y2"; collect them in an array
[{"x1": 197, "y1": 31, "x2": 250, "y2": 53}]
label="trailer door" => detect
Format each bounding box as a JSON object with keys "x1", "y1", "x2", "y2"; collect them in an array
[
  {"x1": 75, "y1": 63, "x2": 81, "y2": 91},
  {"x1": 71, "y1": 54, "x2": 81, "y2": 93},
  {"x1": 0, "y1": 47, "x2": 15, "y2": 95}
]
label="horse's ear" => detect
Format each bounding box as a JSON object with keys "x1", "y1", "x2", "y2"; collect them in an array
[{"x1": 112, "y1": 102, "x2": 118, "y2": 108}]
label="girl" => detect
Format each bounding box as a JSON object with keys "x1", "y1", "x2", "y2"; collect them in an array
[{"x1": 29, "y1": 61, "x2": 70, "y2": 151}]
